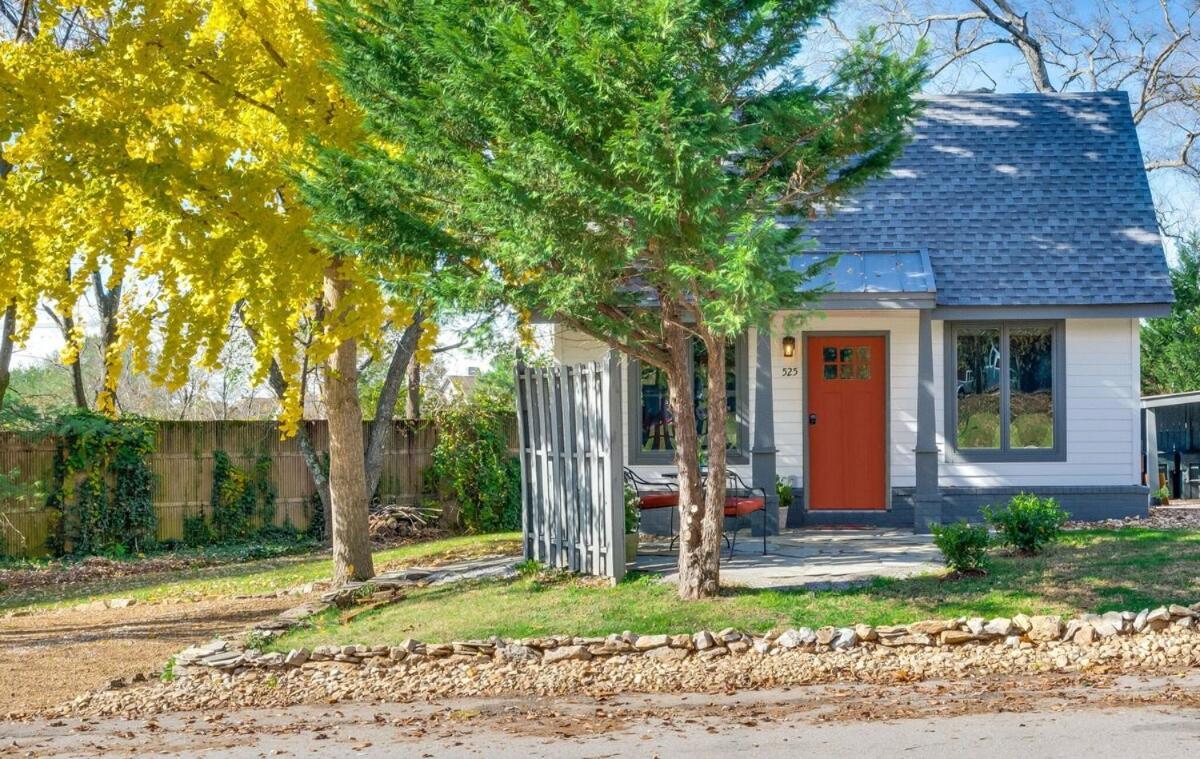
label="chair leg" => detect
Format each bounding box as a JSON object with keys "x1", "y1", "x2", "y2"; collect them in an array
[
  {"x1": 728, "y1": 518, "x2": 738, "y2": 560},
  {"x1": 761, "y1": 508, "x2": 767, "y2": 555}
]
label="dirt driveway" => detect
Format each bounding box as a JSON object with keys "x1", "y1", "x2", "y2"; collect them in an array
[{"x1": 0, "y1": 597, "x2": 303, "y2": 714}]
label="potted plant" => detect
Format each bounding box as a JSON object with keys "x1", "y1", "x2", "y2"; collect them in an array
[
  {"x1": 776, "y1": 475, "x2": 794, "y2": 511},
  {"x1": 623, "y1": 484, "x2": 640, "y2": 564},
  {"x1": 1151, "y1": 486, "x2": 1170, "y2": 506}
]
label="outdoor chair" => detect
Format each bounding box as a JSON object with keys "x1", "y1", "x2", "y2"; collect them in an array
[
  {"x1": 623, "y1": 468, "x2": 678, "y2": 540},
  {"x1": 723, "y1": 471, "x2": 767, "y2": 559}
]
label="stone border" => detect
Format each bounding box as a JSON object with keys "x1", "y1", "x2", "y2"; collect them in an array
[{"x1": 173, "y1": 601, "x2": 1200, "y2": 678}]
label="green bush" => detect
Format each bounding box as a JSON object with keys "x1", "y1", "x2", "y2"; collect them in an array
[
  {"x1": 931, "y1": 519, "x2": 990, "y2": 574},
  {"x1": 429, "y1": 386, "x2": 521, "y2": 532},
  {"x1": 983, "y1": 493, "x2": 1068, "y2": 554},
  {"x1": 624, "y1": 484, "x2": 640, "y2": 534}
]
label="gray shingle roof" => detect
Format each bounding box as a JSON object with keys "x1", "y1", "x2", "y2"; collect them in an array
[{"x1": 796, "y1": 91, "x2": 1172, "y2": 307}]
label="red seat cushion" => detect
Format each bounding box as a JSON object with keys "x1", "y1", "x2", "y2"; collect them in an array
[
  {"x1": 724, "y1": 496, "x2": 764, "y2": 517},
  {"x1": 638, "y1": 492, "x2": 678, "y2": 509}
]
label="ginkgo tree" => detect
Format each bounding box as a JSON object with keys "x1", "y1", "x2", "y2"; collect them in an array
[{"x1": 0, "y1": 0, "x2": 445, "y2": 583}]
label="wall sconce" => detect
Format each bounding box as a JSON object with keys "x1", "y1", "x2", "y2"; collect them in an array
[{"x1": 782, "y1": 335, "x2": 796, "y2": 358}]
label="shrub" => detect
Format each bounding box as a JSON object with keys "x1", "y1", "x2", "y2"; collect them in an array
[
  {"x1": 983, "y1": 492, "x2": 1067, "y2": 554},
  {"x1": 931, "y1": 519, "x2": 990, "y2": 574},
  {"x1": 429, "y1": 385, "x2": 521, "y2": 532}
]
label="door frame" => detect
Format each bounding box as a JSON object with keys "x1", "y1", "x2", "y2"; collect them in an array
[{"x1": 801, "y1": 331, "x2": 892, "y2": 511}]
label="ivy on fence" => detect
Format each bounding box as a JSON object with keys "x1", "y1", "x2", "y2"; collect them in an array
[
  {"x1": 188, "y1": 446, "x2": 284, "y2": 542},
  {"x1": 40, "y1": 411, "x2": 157, "y2": 557}
]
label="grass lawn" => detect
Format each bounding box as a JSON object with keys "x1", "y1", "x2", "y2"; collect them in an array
[
  {"x1": 273, "y1": 528, "x2": 1200, "y2": 649},
  {"x1": 0, "y1": 533, "x2": 522, "y2": 613}
]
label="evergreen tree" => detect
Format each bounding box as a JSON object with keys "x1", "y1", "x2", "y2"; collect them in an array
[
  {"x1": 1143, "y1": 236, "x2": 1200, "y2": 395},
  {"x1": 316, "y1": 0, "x2": 925, "y2": 598}
]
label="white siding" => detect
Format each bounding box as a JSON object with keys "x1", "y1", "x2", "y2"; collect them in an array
[
  {"x1": 550, "y1": 317, "x2": 1142, "y2": 490},
  {"x1": 935, "y1": 318, "x2": 1141, "y2": 487},
  {"x1": 770, "y1": 311, "x2": 919, "y2": 489}
]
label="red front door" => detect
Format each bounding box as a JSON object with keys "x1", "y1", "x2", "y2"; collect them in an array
[{"x1": 806, "y1": 335, "x2": 887, "y2": 510}]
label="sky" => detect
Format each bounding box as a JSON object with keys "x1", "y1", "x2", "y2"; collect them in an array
[{"x1": 10, "y1": 0, "x2": 1196, "y2": 377}]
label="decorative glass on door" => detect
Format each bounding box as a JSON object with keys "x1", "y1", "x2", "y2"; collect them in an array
[{"x1": 821, "y1": 345, "x2": 872, "y2": 381}]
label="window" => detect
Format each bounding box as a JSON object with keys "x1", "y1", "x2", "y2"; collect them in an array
[
  {"x1": 945, "y1": 321, "x2": 1064, "y2": 461},
  {"x1": 630, "y1": 337, "x2": 748, "y2": 463},
  {"x1": 821, "y1": 345, "x2": 873, "y2": 381}
]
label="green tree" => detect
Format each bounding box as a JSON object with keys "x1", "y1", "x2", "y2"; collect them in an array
[
  {"x1": 317, "y1": 0, "x2": 924, "y2": 598},
  {"x1": 1143, "y1": 236, "x2": 1200, "y2": 395}
]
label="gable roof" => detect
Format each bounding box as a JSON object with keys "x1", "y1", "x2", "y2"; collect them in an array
[{"x1": 794, "y1": 91, "x2": 1172, "y2": 308}]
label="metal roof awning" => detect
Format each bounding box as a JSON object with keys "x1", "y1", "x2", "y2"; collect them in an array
[
  {"x1": 792, "y1": 250, "x2": 937, "y2": 309},
  {"x1": 1142, "y1": 391, "x2": 1200, "y2": 409}
]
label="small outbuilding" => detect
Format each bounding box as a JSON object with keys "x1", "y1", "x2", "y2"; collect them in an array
[{"x1": 1142, "y1": 391, "x2": 1200, "y2": 500}]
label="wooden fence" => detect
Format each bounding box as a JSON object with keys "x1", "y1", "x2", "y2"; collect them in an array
[
  {"x1": 515, "y1": 353, "x2": 625, "y2": 580},
  {"x1": 0, "y1": 420, "x2": 436, "y2": 558}
]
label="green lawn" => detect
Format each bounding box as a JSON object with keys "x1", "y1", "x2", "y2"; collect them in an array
[
  {"x1": 272, "y1": 528, "x2": 1200, "y2": 649},
  {"x1": 0, "y1": 533, "x2": 522, "y2": 612}
]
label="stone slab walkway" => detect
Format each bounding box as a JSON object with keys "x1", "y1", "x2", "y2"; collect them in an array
[{"x1": 633, "y1": 529, "x2": 942, "y2": 589}]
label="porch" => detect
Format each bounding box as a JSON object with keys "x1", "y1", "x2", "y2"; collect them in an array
[{"x1": 633, "y1": 527, "x2": 941, "y2": 590}]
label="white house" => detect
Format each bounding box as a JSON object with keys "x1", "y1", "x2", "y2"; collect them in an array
[{"x1": 547, "y1": 91, "x2": 1173, "y2": 533}]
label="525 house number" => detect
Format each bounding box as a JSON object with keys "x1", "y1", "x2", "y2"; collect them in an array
[{"x1": 781, "y1": 367, "x2": 798, "y2": 377}]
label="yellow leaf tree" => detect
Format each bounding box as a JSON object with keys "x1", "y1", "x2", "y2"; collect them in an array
[{"x1": 0, "y1": 0, "x2": 436, "y2": 583}]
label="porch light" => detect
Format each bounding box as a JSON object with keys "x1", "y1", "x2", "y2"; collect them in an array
[{"x1": 782, "y1": 335, "x2": 796, "y2": 358}]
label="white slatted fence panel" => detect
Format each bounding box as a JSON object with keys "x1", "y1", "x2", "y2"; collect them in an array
[{"x1": 515, "y1": 353, "x2": 624, "y2": 579}]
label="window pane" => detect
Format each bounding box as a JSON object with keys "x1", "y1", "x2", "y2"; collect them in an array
[
  {"x1": 639, "y1": 363, "x2": 674, "y2": 452},
  {"x1": 956, "y1": 329, "x2": 1001, "y2": 449},
  {"x1": 694, "y1": 340, "x2": 738, "y2": 453},
  {"x1": 1009, "y1": 327, "x2": 1054, "y2": 448}
]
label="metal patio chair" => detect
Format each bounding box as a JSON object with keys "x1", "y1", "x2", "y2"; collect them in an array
[{"x1": 724, "y1": 471, "x2": 767, "y2": 559}]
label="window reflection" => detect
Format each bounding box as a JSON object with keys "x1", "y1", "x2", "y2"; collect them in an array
[
  {"x1": 1009, "y1": 327, "x2": 1053, "y2": 448},
  {"x1": 956, "y1": 329, "x2": 1001, "y2": 449},
  {"x1": 639, "y1": 341, "x2": 738, "y2": 454}
]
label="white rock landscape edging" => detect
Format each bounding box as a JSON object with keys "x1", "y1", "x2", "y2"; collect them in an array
[
  {"x1": 42, "y1": 601, "x2": 1200, "y2": 720},
  {"x1": 173, "y1": 602, "x2": 1200, "y2": 676}
]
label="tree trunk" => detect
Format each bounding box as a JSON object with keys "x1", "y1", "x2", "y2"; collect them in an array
[
  {"x1": 0, "y1": 302, "x2": 15, "y2": 408},
  {"x1": 298, "y1": 423, "x2": 333, "y2": 543},
  {"x1": 70, "y1": 347, "x2": 88, "y2": 410},
  {"x1": 405, "y1": 359, "x2": 420, "y2": 420},
  {"x1": 323, "y1": 270, "x2": 375, "y2": 585},
  {"x1": 92, "y1": 270, "x2": 123, "y2": 410},
  {"x1": 666, "y1": 319, "x2": 717, "y2": 600},
  {"x1": 364, "y1": 312, "x2": 424, "y2": 498},
  {"x1": 697, "y1": 331, "x2": 728, "y2": 596},
  {"x1": 44, "y1": 305, "x2": 89, "y2": 410},
  {"x1": 43, "y1": 267, "x2": 90, "y2": 411}
]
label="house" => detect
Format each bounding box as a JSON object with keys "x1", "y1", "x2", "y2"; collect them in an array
[{"x1": 548, "y1": 91, "x2": 1173, "y2": 533}]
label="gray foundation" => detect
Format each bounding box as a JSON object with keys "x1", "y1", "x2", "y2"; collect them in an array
[{"x1": 781, "y1": 485, "x2": 1149, "y2": 530}]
